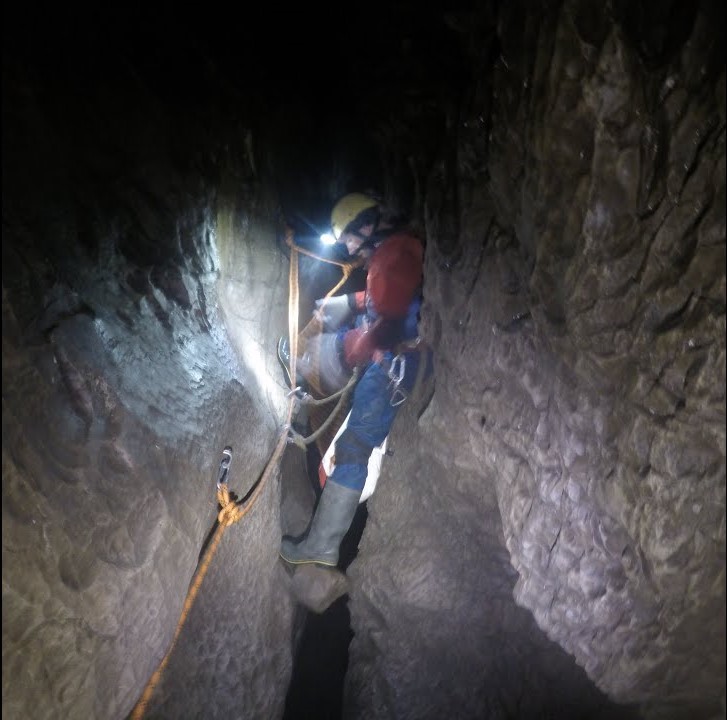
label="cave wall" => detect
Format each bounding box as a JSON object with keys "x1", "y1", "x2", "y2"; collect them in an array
[
  {"x1": 345, "y1": 1, "x2": 725, "y2": 718},
  {"x1": 2, "y1": 2, "x2": 725, "y2": 719},
  {"x1": 2, "y1": 32, "x2": 295, "y2": 719}
]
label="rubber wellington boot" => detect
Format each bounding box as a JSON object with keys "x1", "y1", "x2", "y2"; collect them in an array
[{"x1": 280, "y1": 479, "x2": 361, "y2": 567}]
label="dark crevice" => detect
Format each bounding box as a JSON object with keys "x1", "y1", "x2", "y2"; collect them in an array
[
  {"x1": 283, "y1": 441, "x2": 369, "y2": 720},
  {"x1": 283, "y1": 594, "x2": 354, "y2": 720}
]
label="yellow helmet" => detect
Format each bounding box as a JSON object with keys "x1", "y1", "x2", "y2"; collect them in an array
[{"x1": 330, "y1": 193, "x2": 379, "y2": 240}]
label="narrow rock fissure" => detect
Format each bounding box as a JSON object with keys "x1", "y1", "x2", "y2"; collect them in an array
[
  {"x1": 3, "y1": 5, "x2": 725, "y2": 718},
  {"x1": 282, "y1": 439, "x2": 369, "y2": 720}
]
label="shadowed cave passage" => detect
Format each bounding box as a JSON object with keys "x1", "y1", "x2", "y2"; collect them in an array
[
  {"x1": 284, "y1": 595, "x2": 355, "y2": 720},
  {"x1": 277, "y1": 411, "x2": 369, "y2": 720},
  {"x1": 276, "y1": 426, "x2": 635, "y2": 720},
  {"x1": 2, "y1": 3, "x2": 725, "y2": 720},
  {"x1": 282, "y1": 482, "x2": 369, "y2": 719}
]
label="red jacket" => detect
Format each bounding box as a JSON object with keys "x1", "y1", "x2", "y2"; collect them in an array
[{"x1": 343, "y1": 230, "x2": 423, "y2": 367}]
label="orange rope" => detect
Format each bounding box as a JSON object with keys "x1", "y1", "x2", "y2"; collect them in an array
[
  {"x1": 285, "y1": 234, "x2": 362, "y2": 276},
  {"x1": 285, "y1": 234, "x2": 362, "y2": 271},
  {"x1": 283, "y1": 230, "x2": 361, "y2": 393},
  {"x1": 130, "y1": 229, "x2": 358, "y2": 719},
  {"x1": 129, "y1": 236, "x2": 303, "y2": 720},
  {"x1": 129, "y1": 486, "x2": 245, "y2": 719}
]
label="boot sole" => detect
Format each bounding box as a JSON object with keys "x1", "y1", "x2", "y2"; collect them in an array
[{"x1": 279, "y1": 551, "x2": 337, "y2": 567}]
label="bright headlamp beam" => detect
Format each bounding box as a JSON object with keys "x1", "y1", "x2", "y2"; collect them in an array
[{"x1": 320, "y1": 232, "x2": 336, "y2": 246}]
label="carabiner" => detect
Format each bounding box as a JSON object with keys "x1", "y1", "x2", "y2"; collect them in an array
[
  {"x1": 387, "y1": 353, "x2": 408, "y2": 407},
  {"x1": 387, "y1": 353, "x2": 406, "y2": 387},
  {"x1": 217, "y1": 446, "x2": 233, "y2": 488}
]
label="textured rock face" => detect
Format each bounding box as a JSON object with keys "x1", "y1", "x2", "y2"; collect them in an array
[
  {"x1": 483, "y1": 2, "x2": 726, "y2": 712},
  {"x1": 346, "y1": 387, "x2": 638, "y2": 720},
  {"x1": 344, "y1": 1, "x2": 724, "y2": 717},
  {"x1": 2, "y1": 2, "x2": 725, "y2": 720},
  {"x1": 2, "y1": 39, "x2": 294, "y2": 719}
]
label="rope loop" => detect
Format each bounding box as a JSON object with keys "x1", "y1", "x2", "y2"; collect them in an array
[
  {"x1": 130, "y1": 227, "x2": 359, "y2": 720},
  {"x1": 285, "y1": 233, "x2": 363, "y2": 273},
  {"x1": 285, "y1": 367, "x2": 360, "y2": 449},
  {"x1": 216, "y1": 485, "x2": 244, "y2": 526}
]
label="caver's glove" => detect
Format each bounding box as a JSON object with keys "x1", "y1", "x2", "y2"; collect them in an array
[
  {"x1": 342, "y1": 325, "x2": 378, "y2": 368},
  {"x1": 342, "y1": 316, "x2": 405, "y2": 368},
  {"x1": 314, "y1": 294, "x2": 356, "y2": 332}
]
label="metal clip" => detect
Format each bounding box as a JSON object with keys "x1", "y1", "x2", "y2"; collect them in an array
[
  {"x1": 388, "y1": 353, "x2": 406, "y2": 386},
  {"x1": 387, "y1": 353, "x2": 408, "y2": 407},
  {"x1": 217, "y1": 446, "x2": 233, "y2": 488}
]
